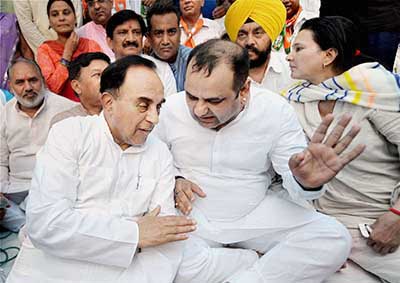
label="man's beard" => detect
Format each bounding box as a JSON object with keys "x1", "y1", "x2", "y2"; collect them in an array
[
  {"x1": 16, "y1": 89, "x2": 45, "y2": 109},
  {"x1": 247, "y1": 44, "x2": 271, "y2": 69}
]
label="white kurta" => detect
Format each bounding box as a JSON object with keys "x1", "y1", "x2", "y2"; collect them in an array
[
  {"x1": 249, "y1": 52, "x2": 296, "y2": 94},
  {"x1": 155, "y1": 88, "x2": 325, "y2": 244},
  {"x1": 7, "y1": 114, "x2": 183, "y2": 283}
]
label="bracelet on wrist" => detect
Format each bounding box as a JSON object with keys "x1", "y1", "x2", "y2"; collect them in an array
[
  {"x1": 60, "y1": 58, "x2": 70, "y2": 67},
  {"x1": 175, "y1": 176, "x2": 185, "y2": 180},
  {"x1": 389, "y1": 207, "x2": 400, "y2": 216}
]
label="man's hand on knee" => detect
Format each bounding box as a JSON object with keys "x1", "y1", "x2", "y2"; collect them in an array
[
  {"x1": 367, "y1": 211, "x2": 400, "y2": 255},
  {"x1": 137, "y1": 206, "x2": 197, "y2": 248},
  {"x1": 174, "y1": 178, "x2": 206, "y2": 215}
]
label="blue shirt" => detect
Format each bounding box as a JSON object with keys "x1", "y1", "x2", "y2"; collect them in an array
[{"x1": 168, "y1": 45, "x2": 192, "y2": 92}]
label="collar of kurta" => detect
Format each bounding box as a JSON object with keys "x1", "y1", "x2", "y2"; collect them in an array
[
  {"x1": 99, "y1": 111, "x2": 148, "y2": 154},
  {"x1": 249, "y1": 53, "x2": 284, "y2": 85}
]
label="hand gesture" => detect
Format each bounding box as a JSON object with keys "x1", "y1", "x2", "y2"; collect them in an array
[
  {"x1": 367, "y1": 211, "x2": 400, "y2": 255},
  {"x1": 174, "y1": 178, "x2": 206, "y2": 215},
  {"x1": 63, "y1": 31, "x2": 79, "y2": 61},
  {"x1": 137, "y1": 206, "x2": 196, "y2": 248},
  {"x1": 289, "y1": 113, "x2": 365, "y2": 188}
]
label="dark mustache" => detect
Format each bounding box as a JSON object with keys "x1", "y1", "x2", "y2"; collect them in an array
[
  {"x1": 123, "y1": 41, "x2": 139, "y2": 48},
  {"x1": 245, "y1": 45, "x2": 260, "y2": 55}
]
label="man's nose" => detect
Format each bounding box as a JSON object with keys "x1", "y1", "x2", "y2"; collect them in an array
[{"x1": 193, "y1": 100, "x2": 208, "y2": 117}]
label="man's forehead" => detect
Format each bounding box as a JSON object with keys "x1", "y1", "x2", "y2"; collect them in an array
[
  {"x1": 115, "y1": 19, "x2": 141, "y2": 30},
  {"x1": 151, "y1": 13, "x2": 179, "y2": 26},
  {"x1": 10, "y1": 62, "x2": 40, "y2": 79},
  {"x1": 81, "y1": 59, "x2": 109, "y2": 73},
  {"x1": 240, "y1": 21, "x2": 263, "y2": 31}
]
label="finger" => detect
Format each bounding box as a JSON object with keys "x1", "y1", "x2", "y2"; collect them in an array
[
  {"x1": 339, "y1": 144, "x2": 366, "y2": 166},
  {"x1": 176, "y1": 189, "x2": 193, "y2": 215},
  {"x1": 191, "y1": 183, "x2": 207, "y2": 198},
  {"x1": 165, "y1": 224, "x2": 196, "y2": 235},
  {"x1": 310, "y1": 113, "x2": 334, "y2": 143},
  {"x1": 380, "y1": 245, "x2": 393, "y2": 255},
  {"x1": 288, "y1": 151, "x2": 305, "y2": 170},
  {"x1": 389, "y1": 246, "x2": 398, "y2": 253},
  {"x1": 181, "y1": 185, "x2": 195, "y2": 202},
  {"x1": 324, "y1": 114, "x2": 352, "y2": 147},
  {"x1": 148, "y1": 205, "x2": 161, "y2": 217},
  {"x1": 162, "y1": 215, "x2": 196, "y2": 226},
  {"x1": 367, "y1": 238, "x2": 375, "y2": 247},
  {"x1": 372, "y1": 243, "x2": 384, "y2": 254},
  {"x1": 164, "y1": 233, "x2": 189, "y2": 243},
  {"x1": 333, "y1": 124, "x2": 361, "y2": 155}
]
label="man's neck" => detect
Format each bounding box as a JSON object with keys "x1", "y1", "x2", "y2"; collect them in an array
[
  {"x1": 82, "y1": 102, "x2": 102, "y2": 116},
  {"x1": 18, "y1": 101, "x2": 43, "y2": 118},
  {"x1": 182, "y1": 14, "x2": 201, "y2": 29},
  {"x1": 249, "y1": 57, "x2": 270, "y2": 84}
]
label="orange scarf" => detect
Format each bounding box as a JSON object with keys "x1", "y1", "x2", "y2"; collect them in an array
[
  {"x1": 180, "y1": 17, "x2": 204, "y2": 48},
  {"x1": 283, "y1": 6, "x2": 302, "y2": 54}
]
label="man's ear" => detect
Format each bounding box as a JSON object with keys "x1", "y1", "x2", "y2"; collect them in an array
[
  {"x1": 70, "y1": 79, "x2": 81, "y2": 96},
  {"x1": 101, "y1": 92, "x2": 114, "y2": 113},
  {"x1": 106, "y1": 37, "x2": 114, "y2": 51},
  {"x1": 239, "y1": 78, "x2": 250, "y2": 103},
  {"x1": 324, "y1": 48, "x2": 339, "y2": 67}
]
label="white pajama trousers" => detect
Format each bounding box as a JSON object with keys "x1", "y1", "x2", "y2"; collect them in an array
[{"x1": 175, "y1": 197, "x2": 352, "y2": 283}]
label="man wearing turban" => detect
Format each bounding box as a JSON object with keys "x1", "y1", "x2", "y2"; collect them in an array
[{"x1": 225, "y1": 0, "x2": 295, "y2": 94}]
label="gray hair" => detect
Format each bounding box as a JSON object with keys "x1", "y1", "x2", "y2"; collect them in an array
[{"x1": 7, "y1": 58, "x2": 45, "y2": 83}]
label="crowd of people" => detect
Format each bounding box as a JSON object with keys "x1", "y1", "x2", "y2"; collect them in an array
[{"x1": 0, "y1": 0, "x2": 399, "y2": 282}]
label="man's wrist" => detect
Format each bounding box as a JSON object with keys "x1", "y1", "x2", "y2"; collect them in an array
[
  {"x1": 60, "y1": 58, "x2": 70, "y2": 67},
  {"x1": 293, "y1": 176, "x2": 323, "y2": 191}
]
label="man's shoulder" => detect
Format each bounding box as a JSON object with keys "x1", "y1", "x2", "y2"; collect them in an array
[
  {"x1": 144, "y1": 132, "x2": 173, "y2": 159},
  {"x1": 159, "y1": 92, "x2": 187, "y2": 124},
  {"x1": 202, "y1": 17, "x2": 221, "y2": 29},
  {"x1": 250, "y1": 87, "x2": 293, "y2": 113},
  {"x1": 50, "y1": 105, "x2": 87, "y2": 126},
  {"x1": 50, "y1": 114, "x2": 99, "y2": 140},
  {"x1": 178, "y1": 45, "x2": 192, "y2": 59},
  {"x1": 142, "y1": 54, "x2": 167, "y2": 67},
  {"x1": 46, "y1": 91, "x2": 77, "y2": 107},
  {"x1": 164, "y1": 91, "x2": 186, "y2": 108}
]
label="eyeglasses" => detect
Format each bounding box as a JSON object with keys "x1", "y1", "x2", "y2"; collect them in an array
[{"x1": 87, "y1": 0, "x2": 109, "y2": 7}]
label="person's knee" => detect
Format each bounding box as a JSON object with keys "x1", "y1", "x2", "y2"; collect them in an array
[{"x1": 318, "y1": 216, "x2": 352, "y2": 264}]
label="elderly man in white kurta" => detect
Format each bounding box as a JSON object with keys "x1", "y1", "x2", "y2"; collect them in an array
[
  {"x1": 6, "y1": 56, "x2": 196, "y2": 283},
  {"x1": 155, "y1": 39, "x2": 366, "y2": 283}
]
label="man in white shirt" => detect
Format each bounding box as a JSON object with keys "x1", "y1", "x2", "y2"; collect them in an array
[
  {"x1": 7, "y1": 55, "x2": 257, "y2": 283},
  {"x1": 156, "y1": 39, "x2": 366, "y2": 283},
  {"x1": 225, "y1": 0, "x2": 295, "y2": 93},
  {"x1": 106, "y1": 9, "x2": 177, "y2": 96},
  {"x1": 0, "y1": 58, "x2": 76, "y2": 232},
  {"x1": 179, "y1": 0, "x2": 224, "y2": 48},
  {"x1": 6, "y1": 56, "x2": 196, "y2": 283}
]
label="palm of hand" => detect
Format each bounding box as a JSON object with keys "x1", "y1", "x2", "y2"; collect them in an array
[{"x1": 289, "y1": 114, "x2": 365, "y2": 188}]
